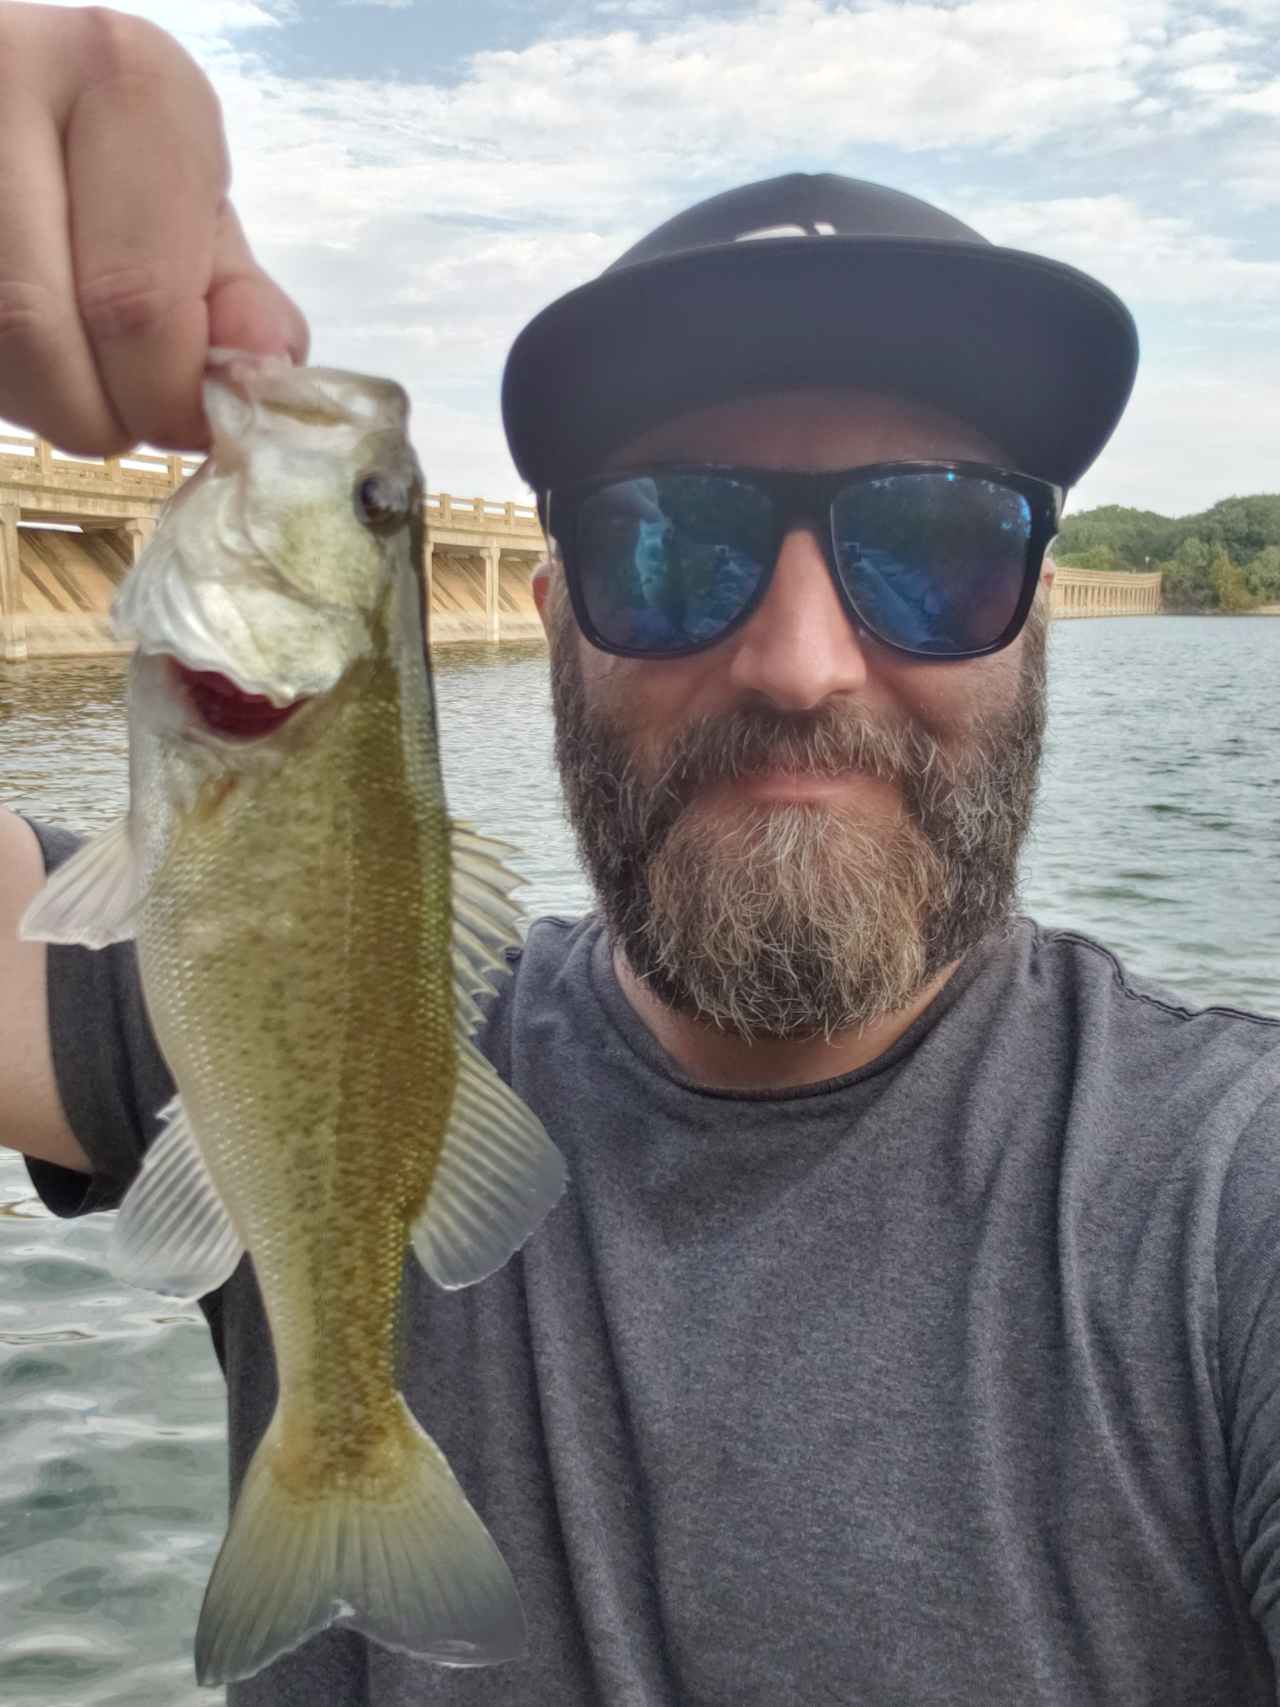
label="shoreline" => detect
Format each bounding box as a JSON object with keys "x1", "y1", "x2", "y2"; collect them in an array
[{"x1": 3, "y1": 608, "x2": 1274, "y2": 664}]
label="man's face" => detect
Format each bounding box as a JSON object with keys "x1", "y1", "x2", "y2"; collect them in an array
[{"x1": 538, "y1": 387, "x2": 1049, "y2": 1041}]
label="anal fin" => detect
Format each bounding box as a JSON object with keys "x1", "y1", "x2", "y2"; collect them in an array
[{"x1": 411, "y1": 1040, "x2": 565, "y2": 1290}]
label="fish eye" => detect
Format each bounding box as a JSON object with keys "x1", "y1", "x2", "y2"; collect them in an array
[{"x1": 355, "y1": 472, "x2": 413, "y2": 533}]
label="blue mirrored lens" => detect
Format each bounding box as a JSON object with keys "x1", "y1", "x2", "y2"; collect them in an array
[
  {"x1": 574, "y1": 475, "x2": 772, "y2": 652},
  {"x1": 832, "y1": 471, "x2": 1032, "y2": 654}
]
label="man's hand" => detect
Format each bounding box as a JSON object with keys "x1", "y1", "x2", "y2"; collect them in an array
[{"x1": 0, "y1": 2, "x2": 308, "y2": 455}]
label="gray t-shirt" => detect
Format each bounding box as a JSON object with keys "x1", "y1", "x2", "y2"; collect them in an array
[{"x1": 23, "y1": 818, "x2": 1280, "y2": 1706}]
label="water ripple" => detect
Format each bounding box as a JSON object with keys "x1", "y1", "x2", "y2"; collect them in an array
[{"x1": 1, "y1": 618, "x2": 1278, "y2": 1699}]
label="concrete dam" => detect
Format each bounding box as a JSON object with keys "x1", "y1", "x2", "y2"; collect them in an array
[
  {"x1": 14, "y1": 523, "x2": 543, "y2": 658},
  {"x1": 1, "y1": 434, "x2": 545, "y2": 661}
]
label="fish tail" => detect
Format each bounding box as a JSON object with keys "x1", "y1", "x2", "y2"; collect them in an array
[{"x1": 194, "y1": 1397, "x2": 526, "y2": 1686}]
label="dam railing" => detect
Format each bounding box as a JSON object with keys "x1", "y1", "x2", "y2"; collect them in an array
[{"x1": 0, "y1": 434, "x2": 548, "y2": 659}]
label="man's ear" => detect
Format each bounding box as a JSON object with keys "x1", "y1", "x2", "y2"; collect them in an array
[
  {"x1": 531, "y1": 556, "x2": 552, "y2": 614},
  {"x1": 1041, "y1": 552, "x2": 1056, "y2": 590},
  {"x1": 531, "y1": 556, "x2": 558, "y2": 637}
]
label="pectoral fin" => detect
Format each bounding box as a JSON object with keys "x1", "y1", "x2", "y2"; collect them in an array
[
  {"x1": 111, "y1": 1097, "x2": 245, "y2": 1300},
  {"x1": 19, "y1": 817, "x2": 142, "y2": 947}
]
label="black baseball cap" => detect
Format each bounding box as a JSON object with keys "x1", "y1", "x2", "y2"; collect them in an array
[{"x1": 502, "y1": 172, "x2": 1138, "y2": 493}]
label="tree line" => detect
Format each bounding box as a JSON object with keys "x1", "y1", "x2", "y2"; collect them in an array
[{"x1": 1053, "y1": 494, "x2": 1280, "y2": 612}]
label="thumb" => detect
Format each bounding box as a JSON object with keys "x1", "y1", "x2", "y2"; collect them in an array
[{"x1": 207, "y1": 201, "x2": 309, "y2": 364}]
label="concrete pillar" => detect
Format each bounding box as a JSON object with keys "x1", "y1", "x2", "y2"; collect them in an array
[
  {"x1": 0, "y1": 502, "x2": 27, "y2": 662},
  {"x1": 422, "y1": 538, "x2": 434, "y2": 624},
  {"x1": 484, "y1": 545, "x2": 500, "y2": 641},
  {"x1": 121, "y1": 516, "x2": 157, "y2": 564}
]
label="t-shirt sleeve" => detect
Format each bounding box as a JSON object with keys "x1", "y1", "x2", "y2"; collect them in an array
[
  {"x1": 21, "y1": 818, "x2": 174, "y2": 1217},
  {"x1": 1215, "y1": 1073, "x2": 1280, "y2": 1670}
]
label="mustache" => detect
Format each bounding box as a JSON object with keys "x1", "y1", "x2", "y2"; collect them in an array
[{"x1": 636, "y1": 701, "x2": 935, "y2": 816}]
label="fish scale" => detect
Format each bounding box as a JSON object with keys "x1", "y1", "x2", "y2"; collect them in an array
[{"x1": 145, "y1": 665, "x2": 447, "y2": 1448}]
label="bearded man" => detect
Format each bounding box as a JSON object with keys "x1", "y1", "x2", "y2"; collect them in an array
[{"x1": 3, "y1": 27, "x2": 1280, "y2": 1698}]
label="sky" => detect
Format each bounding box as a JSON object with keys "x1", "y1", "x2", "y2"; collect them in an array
[{"x1": 10, "y1": 0, "x2": 1280, "y2": 517}]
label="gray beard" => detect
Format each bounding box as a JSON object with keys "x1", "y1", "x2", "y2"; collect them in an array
[{"x1": 549, "y1": 589, "x2": 1047, "y2": 1041}]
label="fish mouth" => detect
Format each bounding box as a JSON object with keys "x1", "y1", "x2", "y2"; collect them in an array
[{"x1": 171, "y1": 660, "x2": 308, "y2": 739}]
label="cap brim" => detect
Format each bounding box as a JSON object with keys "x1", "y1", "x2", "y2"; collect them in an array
[{"x1": 502, "y1": 237, "x2": 1137, "y2": 492}]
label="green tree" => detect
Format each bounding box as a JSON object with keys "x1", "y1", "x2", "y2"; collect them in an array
[
  {"x1": 1212, "y1": 547, "x2": 1253, "y2": 613},
  {"x1": 1244, "y1": 544, "x2": 1280, "y2": 603},
  {"x1": 1173, "y1": 536, "x2": 1211, "y2": 573},
  {"x1": 1057, "y1": 496, "x2": 1280, "y2": 568},
  {"x1": 1193, "y1": 495, "x2": 1280, "y2": 565},
  {"x1": 1053, "y1": 542, "x2": 1126, "y2": 573},
  {"x1": 1055, "y1": 505, "x2": 1177, "y2": 567},
  {"x1": 1160, "y1": 559, "x2": 1207, "y2": 611}
]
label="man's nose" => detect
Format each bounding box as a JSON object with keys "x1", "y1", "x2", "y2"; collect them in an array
[{"x1": 725, "y1": 526, "x2": 872, "y2": 710}]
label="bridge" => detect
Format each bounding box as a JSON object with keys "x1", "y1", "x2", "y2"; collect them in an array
[
  {"x1": 1049, "y1": 564, "x2": 1162, "y2": 617},
  {"x1": 0, "y1": 433, "x2": 547, "y2": 661}
]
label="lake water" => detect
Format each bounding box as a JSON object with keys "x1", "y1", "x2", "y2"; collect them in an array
[{"x1": 0, "y1": 616, "x2": 1277, "y2": 1704}]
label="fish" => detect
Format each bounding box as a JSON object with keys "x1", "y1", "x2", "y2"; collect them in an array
[{"x1": 19, "y1": 354, "x2": 566, "y2": 1686}]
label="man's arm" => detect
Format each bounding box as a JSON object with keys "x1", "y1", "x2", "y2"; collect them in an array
[
  {"x1": 0, "y1": 1, "x2": 307, "y2": 1175},
  {"x1": 0, "y1": 807, "x2": 91, "y2": 1171}
]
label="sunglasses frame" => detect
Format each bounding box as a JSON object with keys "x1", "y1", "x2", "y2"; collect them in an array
[{"x1": 545, "y1": 459, "x2": 1064, "y2": 663}]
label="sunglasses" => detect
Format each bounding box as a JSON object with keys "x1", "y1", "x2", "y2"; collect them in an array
[{"x1": 544, "y1": 461, "x2": 1063, "y2": 662}]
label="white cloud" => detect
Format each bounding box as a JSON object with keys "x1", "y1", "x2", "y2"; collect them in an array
[
  {"x1": 958, "y1": 194, "x2": 1280, "y2": 309},
  {"x1": 1228, "y1": 77, "x2": 1280, "y2": 113},
  {"x1": 449, "y1": 0, "x2": 1166, "y2": 158},
  {"x1": 5, "y1": 0, "x2": 1279, "y2": 508},
  {"x1": 1161, "y1": 23, "x2": 1256, "y2": 61},
  {"x1": 1172, "y1": 58, "x2": 1245, "y2": 92},
  {"x1": 6, "y1": 0, "x2": 284, "y2": 32},
  {"x1": 1222, "y1": 139, "x2": 1280, "y2": 204},
  {"x1": 1076, "y1": 358, "x2": 1280, "y2": 514},
  {"x1": 594, "y1": 0, "x2": 680, "y2": 14},
  {"x1": 192, "y1": 0, "x2": 1278, "y2": 499}
]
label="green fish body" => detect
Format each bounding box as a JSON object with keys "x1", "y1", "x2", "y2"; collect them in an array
[{"x1": 21, "y1": 356, "x2": 565, "y2": 1685}]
